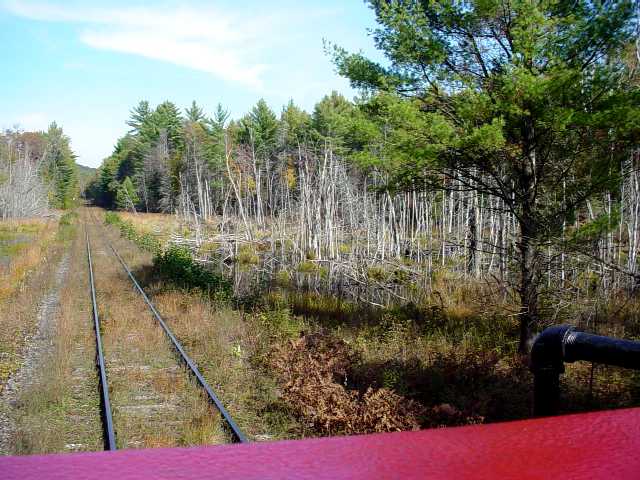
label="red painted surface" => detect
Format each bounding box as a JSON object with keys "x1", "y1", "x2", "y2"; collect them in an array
[{"x1": 2, "y1": 408, "x2": 639, "y2": 479}]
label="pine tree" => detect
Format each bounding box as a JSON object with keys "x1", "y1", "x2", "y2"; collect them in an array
[
  {"x1": 332, "y1": 0, "x2": 640, "y2": 351},
  {"x1": 240, "y1": 99, "x2": 279, "y2": 158},
  {"x1": 126, "y1": 100, "x2": 152, "y2": 134},
  {"x1": 281, "y1": 100, "x2": 311, "y2": 147},
  {"x1": 312, "y1": 91, "x2": 354, "y2": 143},
  {"x1": 43, "y1": 122, "x2": 78, "y2": 209},
  {"x1": 152, "y1": 101, "x2": 184, "y2": 152},
  {"x1": 185, "y1": 100, "x2": 206, "y2": 124}
]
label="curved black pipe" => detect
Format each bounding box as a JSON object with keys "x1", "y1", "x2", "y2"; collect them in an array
[{"x1": 530, "y1": 325, "x2": 640, "y2": 416}]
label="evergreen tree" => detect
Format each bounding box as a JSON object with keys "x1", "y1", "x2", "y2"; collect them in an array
[
  {"x1": 204, "y1": 103, "x2": 229, "y2": 171},
  {"x1": 239, "y1": 99, "x2": 279, "y2": 158},
  {"x1": 281, "y1": 100, "x2": 311, "y2": 146},
  {"x1": 211, "y1": 103, "x2": 230, "y2": 130},
  {"x1": 185, "y1": 100, "x2": 206, "y2": 124},
  {"x1": 332, "y1": 0, "x2": 640, "y2": 351},
  {"x1": 115, "y1": 176, "x2": 139, "y2": 211},
  {"x1": 93, "y1": 155, "x2": 120, "y2": 207},
  {"x1": 151, "y1": 101, "x2": 184, "y2": 152},
  {"x1": 43, "y1": 122, "x2": 78, "y2": 209},
  {"x1": 312, "y1": 91, "x2": 355, "y2": 143},
  {"x1": 126, "y1": 100, "x2": 152, "y2": 135}
]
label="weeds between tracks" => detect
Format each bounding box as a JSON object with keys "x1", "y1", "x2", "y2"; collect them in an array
[
  {"x1": 86, "y1": 211, "x2": 229, "y2": 449},
  {"x1": 98, "y1": 208, "x2": 301, "y2": 441}
]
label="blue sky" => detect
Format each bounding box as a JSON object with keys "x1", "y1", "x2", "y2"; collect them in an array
[{"x1": 1, "y1": 1, "x2": 381, "y2": 167}]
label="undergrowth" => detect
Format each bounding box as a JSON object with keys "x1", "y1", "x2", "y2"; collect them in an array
[
  {"x1": 155, "y1": 245, "x2": 232, "y2": 298},
  {"x1": 269, "y1": 332, "x2": 426, "y2": 435},
  {"x1": 105, "y1": 211, "x2": 161, "y2": 254},
  {"x1": 105, "y1": 211, "x2": 230, "y2": 297}
]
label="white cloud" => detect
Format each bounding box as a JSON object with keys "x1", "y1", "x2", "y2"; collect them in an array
[
  {"x1": 1, "y1": 1, "x2": 324, "y2": 90},
  {"x1": 80, "y1": 29, "x2": 266, "y2": 89}
]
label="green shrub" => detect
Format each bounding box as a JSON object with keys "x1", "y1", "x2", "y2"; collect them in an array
[
  {"x1": 137, "y1": 231, "x2": 161, "y2": 254},
  {"x1": 57, "y1": 211, "x2": 78, "y2": 241},
  {"x1": 392, "y1": 269, "x2": 410, "y2": 285},
  {"x1": 382, "y1": 367, "x2": 408, "y2": 395},
  {"x1": 59, "y1": 211, "x2": 78, "y2": 226},
  {"x1": 338, "y1": 243, "x2": 352, "y2": 254},
  {"x1": 104, "y1": 211, "x2": 119, "y2": 225},
  {"x1": 105, "y1": 212, "x2": 228, "y2": 296},
  {"x1": 257, "y1": 307, "x2": 303, "y2": 338},
  {"x1": 297, "y1": 260, "x2": 318, "y2": 273},
  {"x1": 155, "y1": 245, "x2": 232, "y2": 297},
  {"x1": 275, "y1": 270, "x2": 291, "y2": 287},
  {"x1": 367, "y1": 266, "x2": 387, "y2": 282}
]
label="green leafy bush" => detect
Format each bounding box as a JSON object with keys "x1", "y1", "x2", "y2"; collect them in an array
[
  {"x1": 59, "y1": 211, "x2": 78, "y2": 226},
  {"x1": 297, "y1": 260, "x2": 319, "y2": 273},
  {"x1": 104, "y1": 211, "x2": 119, "y2": 225},
  {"x1": 236, "y1": 245, "x2": 260, "y2": 265},
  {"x1": 57, "y1": 211, "x2": 78, "y2": 241},
  {"x1": 155, "y1": 245, "x2": 232, "y2": 297}
]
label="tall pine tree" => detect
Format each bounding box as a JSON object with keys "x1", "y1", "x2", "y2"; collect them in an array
[{"x1": 332, "y1": 0, "x2": 640, "y2": 351}]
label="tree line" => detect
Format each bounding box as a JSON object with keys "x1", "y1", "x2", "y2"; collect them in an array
[
  {"x1": 0, "y1": 123, "x2": 78, "y2": 219},
  {"x1": 87, "y1": 0, "x2": 639, "y2": 352}
]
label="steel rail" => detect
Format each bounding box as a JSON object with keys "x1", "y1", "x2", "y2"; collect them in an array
[
  {"x1": 85, "y1": 227, "x2": 117, "y2": 450},
  {"x1": 92, "y1": 213, "x2": 248, "y2": 444}
]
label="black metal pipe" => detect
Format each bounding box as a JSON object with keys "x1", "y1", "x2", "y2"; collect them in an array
[
  {"x1": 530, "y1": 325, "x2": 640, "y2": 417},
  {"x1": 563, "y1": 330, "x2": 640, "y2": 369}
]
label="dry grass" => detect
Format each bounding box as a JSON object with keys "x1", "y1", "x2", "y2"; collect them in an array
[
  {"x1": 148, "y1": 289, "x2": 302, "y2": 440},
  {"x1": 0, "y1": 218, "x2": 56, "y2": 300},
  {"x1": 105, "y1": 208, "x2": 640, "y2": 438},
  {"x1": 12, "y1": 220, "x2": 103, "y2": 454},
  {"x1": 119, "y1": 212, "x2": 178, "y2": 245},
  {"x1": 104, "y1": 209, "x2": 523, "y2": 435},
  {"x1": 0, "y1": 218, "x2": 60, "y2": 391},
  {"x1": 99, "y1": 209, "x2": 302, "y2": 441}
]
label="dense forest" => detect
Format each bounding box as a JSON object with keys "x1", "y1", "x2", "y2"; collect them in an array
[{"x1": 0, "y1": 123, "x2": 79, "y2": 218}]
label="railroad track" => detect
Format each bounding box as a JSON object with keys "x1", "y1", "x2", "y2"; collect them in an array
[{"x1": 84, "y1": 212, "x2": 247, "y2": 450}]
